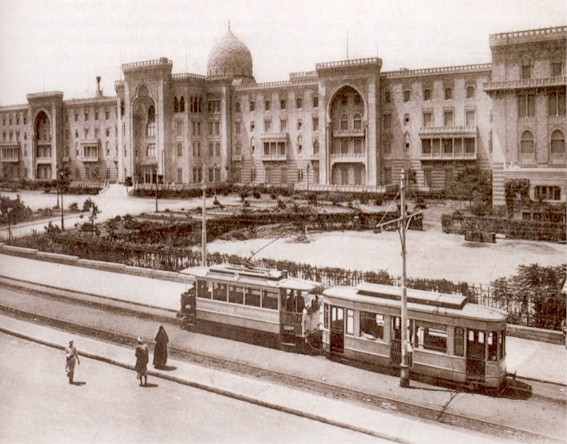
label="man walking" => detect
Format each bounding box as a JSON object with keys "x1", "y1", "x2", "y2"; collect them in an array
[
  {"x1": 65, "y1": 340, "x2": 80, "y2": 384},
  {"x1": 135, "y1": 337, "x2": 149, "y2": 387}
]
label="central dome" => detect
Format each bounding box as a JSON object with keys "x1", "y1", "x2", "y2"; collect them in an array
[{"x1": 207, "y1": 29, "x2": 254, "y2": 79}]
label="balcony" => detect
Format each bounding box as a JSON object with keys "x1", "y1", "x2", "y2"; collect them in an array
[
  {"x1": 0, "y1": 143, "x2": 20, "y2": 162},
  {"x1": 231, "y1": 154, "x2": 242, "y2": 162},
  {"x1": 262, "y1": 151, "x2": 287, "y2": 161},
  {"x1": 420, "y1": 138, "x2": 477, "y2": 161},
  {"x1": 260, "y1": 132, "x2": 288, "y2": 141},
  {"x1": 333, "y1": 129, "x2": 365, "y2": 138},
  {"x1": 81, "y1": 139, "x2": 99, "y2": 162},
  {"x1": 419, "y1": 126, "x2": 477, "y2": 137},
  {"x1": 484, "y1": 76, "x2": 566, "y2": 92},
  {"x1": 330, "y1": 151, "x2": 366, "y2": 162}
]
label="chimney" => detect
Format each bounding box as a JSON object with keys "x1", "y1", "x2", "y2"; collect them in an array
[{"x1": 96, "y1": 76, "x2": 102, "y2": 97}]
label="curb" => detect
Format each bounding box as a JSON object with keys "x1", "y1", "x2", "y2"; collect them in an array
[{"x1": 0, "y1": 325, "x2": 409, "y2": 444}]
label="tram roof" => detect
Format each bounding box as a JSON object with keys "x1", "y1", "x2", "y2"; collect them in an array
[
  {"x1": 181, "y1": 264, "x2": 320, "y2": 291},
  {"x1": 324, "y1": 283, "x2": 507, "y2": 322}
]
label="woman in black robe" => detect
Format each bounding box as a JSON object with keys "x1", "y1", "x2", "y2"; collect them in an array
[{"x1": 153, "y1": 326, "x2": 169, "y2": 369}]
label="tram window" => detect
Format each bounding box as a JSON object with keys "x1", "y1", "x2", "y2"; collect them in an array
[
  {"x1": 324, "y1": 304, "x2": 329, "y2": 329},
  {"x1": 416, "y1": 323, "x2": 447, "y2": 353},
  {"x1": 228, "y1": 285, "x2": 244, "y2": 304},
  {"x1": 213, "y1": 283, "x2": 227, "y2": 301},
  {"x1": 454, "y1": 327, "x2": 464, "y2": 356},
  {"x1": 197, "y1": 280, "x2": 212, "y2": 299},
  {"x1": 360, "y1": 312, "x2": 384, "y2": 340},
  {"x1": 488, "y1": 331, "x2": 498, "y2": 361},
  {"x1": 478, "y1": 331, "x2": 485, "y2": 344},
  {"x1": 261, "y1": 289, "x2": 278, "y2": 310},
  {"x1": 346, "y1": 309, "x2": 354, "y2": 335},
  {"x1": 245, "y1": 287, "x2": 261, "y2": 307},
  {"x1": 468, "y1": 330, "x2": 474, "y2": 342}
]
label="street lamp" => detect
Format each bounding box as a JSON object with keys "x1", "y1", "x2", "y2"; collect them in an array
[
  {"x1": 57, "y1": 166, "x2": 64, "y2": 230},
  {"x1": 306, "y1": 163, "x2": 310, "y2": 198},
  {"x1": 399, "y1": 169, "x2": 410, "y2": 387},
  {"x1": 154, "y1": 166, "x2": 159, "y2": 213}
]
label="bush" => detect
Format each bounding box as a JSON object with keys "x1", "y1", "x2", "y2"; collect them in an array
[{"x1": 68, "y1": 202, "x2": 79, "y2": 212}]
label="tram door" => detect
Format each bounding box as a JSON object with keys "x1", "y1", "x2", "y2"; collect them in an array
[
  {"x1": 330, "y1": 306, "x2": 344, "y2": 354},
  {"x1": 390, "y1": 316, "x2": 402, "y2": 366},
  {"x1": 466, "y1": 329, "x2": 486, "y2": 381}
]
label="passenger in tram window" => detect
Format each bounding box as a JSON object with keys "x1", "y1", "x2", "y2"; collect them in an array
[
  {"x1": 285, "y1": 290, "x2": 295, "y2": 311},
  {"x1": 296, "y1": 294, "x2": 305, "y2": 313}
]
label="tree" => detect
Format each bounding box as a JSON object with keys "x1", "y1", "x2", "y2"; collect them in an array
[
  {"x1": 0, "y1": 195, "x2": 32, "y2": 226},
  {"x1": 452, "y1": 166, "x2": 492, "y2": 208}
]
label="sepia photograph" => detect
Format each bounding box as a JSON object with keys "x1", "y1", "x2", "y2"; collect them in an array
[{"x1": 0, "y1": 0, "x2": 565, "y2": 442}]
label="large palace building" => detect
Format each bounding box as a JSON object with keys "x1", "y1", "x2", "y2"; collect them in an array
[{"x1": 0, "y1": 25, "x2": 565, "y2": 206}]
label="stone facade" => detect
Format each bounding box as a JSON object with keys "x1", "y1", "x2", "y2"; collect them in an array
[{"x1": 0, "y1": 25, "x2": 565, "y2": 206}]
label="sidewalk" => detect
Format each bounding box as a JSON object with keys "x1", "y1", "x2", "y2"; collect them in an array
[
  {"x1": 0, "y1": 253, "x2": 565, "y2": 386},
  {"x1": 0, "y1": 314, "x2": 505, "y2": 444}
]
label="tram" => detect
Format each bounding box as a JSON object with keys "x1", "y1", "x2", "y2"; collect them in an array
[
  {"x1": 322, "y1": 282, "x2": 509, "y2": 389},
  {"x1": 179, "y1": 264, "x2": 322, "y2": 351}
]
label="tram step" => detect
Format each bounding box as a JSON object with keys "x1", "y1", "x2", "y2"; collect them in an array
[{"x1": 281, "y1": 342, "x2": 296, "y2": 347}]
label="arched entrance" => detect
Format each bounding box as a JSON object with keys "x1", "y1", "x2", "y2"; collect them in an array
[
  {"x1": 34, "y1": 110, "x2": 52, "y2": 179},
  {"x1": 328, "y1": 86, "x2": 366, "y2": 185},
  {"x1": 132, "y1": 85, "x2": 158, "y2": 183}
]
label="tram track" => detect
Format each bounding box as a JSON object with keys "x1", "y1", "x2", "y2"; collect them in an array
[{"x1": 0, "y1": 282, "x2": 564, "y2": 443}]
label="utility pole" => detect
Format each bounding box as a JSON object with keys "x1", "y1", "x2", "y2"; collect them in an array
[
  {"x1": 58, "y1": 166, "x2": 64, "y2": 230},
  {"x1": 154, "y1": 167, "x2": 158, "y2": 212},
  {"x1": 399, "y1": 169, "x2": 410, "y2": 387},
  {"x1": 201, "y1": 164, "x2": 207, "y2": 267}
]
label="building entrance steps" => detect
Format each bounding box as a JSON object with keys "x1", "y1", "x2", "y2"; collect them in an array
[{"x1": 0, "y1": 314, "x2": 509, "y2": 444}]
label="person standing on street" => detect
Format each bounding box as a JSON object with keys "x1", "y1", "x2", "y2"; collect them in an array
[
  {"x1": 153, "y1": 326, "x2": 169, "y2": 369},
  {"x1": 65, "y1": 340, "x2": 80, "y2": 384},
  {"x1": 135, "y1": 337, "x2": 149, "y2": 387}
]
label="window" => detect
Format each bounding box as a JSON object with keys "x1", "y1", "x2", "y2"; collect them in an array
[
  {"x1": 245, "y1": 287, "x2": 262, "y2": 307},
  {"x1": 265, "y1": 100, "x2": 270, "y2": 111},
  {"x1": 443, "y1": 139, "x2": 453, "y2": 155},
  {"x1": 74, "y1": 113, "x2": 78, "y2": 122},
  {"x1": 383, "y1": 137, "x2": 391, "y2": 154},
  {"x1": 177, "y1": 143, "x2": 182, "y2": 157},
  {"x1": 280, "y1": 119, "x2": 287, "y2": 132},
  {"x1": 465, "y1": 110, "x2": 476, "y2": 126},
  {"x1": 212, "y1": 282, "x2": 227, "y2": 301},
  {"x1": 174, "y1": 97, "x2": 179, "y2": 113},
  {"x1": 235, "y1": 141, "x2": 242, "y2": 155},
  {"x1": 146, "y1": 106, "x2": 156, "y2": 136},
  {"x1": 296, "y1": 97, "x2": 302, "y2": 109},
  {"x1": 421, "y1": 139, "x2": 431, "y2": 155},
  {"x1": 520, "y1": 130, "x2": 535, "y2": 154},
  {"x1": 94, "y1": 110, "x2": 99, "y2": 121},
  {"x1": 176, "y1": 122, "x2": 183, "y2": 136},
  {"x1": 549, "y1": 91, "x2": 566, "y2": 116},
  {"x1": 264, "y1": 120, "x2": 271, "y2": 132},
  {"x1": 208, "y1": 142, "x2": 214, "y2": 157},
  {"x1": 179, "y1": 97, "x2": 185, "y2": 112},
  {"x1": 384, "y1": 90, "x2": 391, "y2": 103},
  {"x1": 208, "y1": 167, "x2": 214, "y2": 182},
  {"x1": 313, "y1": 96, "x2": 318, "y2": 108},
  {"x1": 465, "y1": 138, "x2": 475, "y2": 155},
  {"x1": 487, "y1": 331, "x2": 498, "y2": 361},
  {"x1": 551, "y1": 130, "x2": 565, "y2": 154},
  {"x1": 215, "y1": 142, "x2": 220, "y2": 156},
  {"x1": 404, "y1": 114, "x2": 410, "y2": 126},
  {"x1": 423, "y1": 112, "x2": 433, "y2": 127},
  {"x1": 235, "y1": 102, "x2": 241, "y2": 113},
  {"x1": 105, "y1": 109, "x2": 110, "y2": 120},
  {"x1": 534, "y1": 186, "x2": 561, "y2": 201},
  {"x1": 312, "y1": 117, "x2": 319, "y2": 131},
  {"x1": 518, "y1": 93, "x2": 535, "y2": 117},
  {"x1": 262, "y1": 289, "x2": 278, "y2": 310},
  {"x1": 383, "y1": 114, "x2": 391, "y2": 130},
  {"x1": 360, "y1": 312, "x2": 384, "y2": 340},
  {"x1": 551, "y1": 61, "x2": 563, "y2": 77},
  {"x1": 313, "y1": 139, "x2": 319, "y2": 154},
  {"x1": 84, "y1": 110, "x2": 89, "y2": 121},
  {"x1": 340, "y1": 114, "x2": 348, "y2": 130},
  {"x1": 106, "y1": 128, "x2": 110, "y2": 137},
  {"x1": 146, "y1": 143, "x2": 156, "y2": 158},
  {"x1": 250, "y1": 121, "x2": 255, "y2": 132},
  {"x1": 422, "y1": 87, "x2": 431, "y2": 101},
  {"x1": 235, "y1": 122, "x2": 241, "y2": 134},
  {"x1": 250, "y1": 101, "x2": 255, "y2": 112},
  {"x1": 214, "y1": 122, "x2": 220, "y2": 136},
  {"x1": 297, "y1": 119, "x2": 302, "y2": 130},
  {"x1": 280, "y1": 98, "x2": 286, "y2": 110},
  {"x1": 403, "y1": 89, "x2": 411, "y2": 102},
  {"x1": 443, "y1": 110, "x2": 454, "y2": 127},
  {"x1": 454, "y1": 327, "x2": 464, "y2": 356},
  {"x1": 415, "y1": 323, "x2": 447, "y2": 353},
  {"x1": 346, "y1": 309, "x2": 354, "y2": 335},
  {"x1": 521, "y1": 57, "x2": 532, "y2": 80},
  {"x1": 444, "y1": 87, "x2": 453, "y2": 100},
  {"x1": 466, "y1": 84, "x2": 475, "y2": 99}
]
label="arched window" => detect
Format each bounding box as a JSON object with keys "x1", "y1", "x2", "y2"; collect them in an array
[
  {"x1": 250, "y1": 100, "x2": 255, "y2": 112},
  {"x1": 179, "y1": 97, "x2": 185, "y2": 112},
  {"x1": 520, "y1": 130, "x2": 534, "y2": 153},
  {"x1": 313, "y1": 139, "x2": 319, "y2": 154},
  {"x1": 235, "y1": 102, "x2": 241, "y2": 113},
  {"x1": 313, "y1": 96, "x2": 319, "y2": 108},
  {"x1": 297, "y1": 135, "x2": 303, "y2": 154},
  {"x1": 521, "y1": 56, "x2": 533, "y2": 80},
  {"x1": 250, "y1": 137, "x2": 255, "y2": 154},
  {"x1": 146, "y1": 106, "x2": 156, "y2": 136},
  {"x1": 550, "y1": 129, "x2": 565, "y2": 154},
  {"x1": 353, "y1": 113, "x2": 362, "y2": 130},
  {"x1": 265, "y1": 100, "x2": 270, "y2": 111},
  {"x1": 340, "y1": 114, "x2": 348, "y2": 130},
  {"x1": 120, "y1": 101, "x2": 125, "y2": 117},
  {"x1": 296, "y1": 97, "x2": 303, "y2": 109},
  {"x1": 174, "y1": 97, "x2": 179, "y2": 113}
]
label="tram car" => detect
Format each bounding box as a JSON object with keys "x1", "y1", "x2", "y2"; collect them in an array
[
  {"x1": 322, "y1": 282, "x2": 508, "y2": 389},
  {"x1": 179, "y1": 264, "x2": 322, "y2": 351}
]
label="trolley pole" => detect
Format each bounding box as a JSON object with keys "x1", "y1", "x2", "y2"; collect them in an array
[
  {"x1": 400, "y1": 169, "x2": 410, "y2": 387},
  {"x1": 201, "y1": 164, "x2": 207, "y2": 267}
]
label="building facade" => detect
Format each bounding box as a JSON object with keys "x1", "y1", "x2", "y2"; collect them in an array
[{"x1": 0, "y1": 26, "x2": 565, "y2": 206}]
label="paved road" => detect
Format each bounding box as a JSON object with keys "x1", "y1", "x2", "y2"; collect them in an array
[{"x1": 0, "y1": 333, "x2": 389, "y2": 444}]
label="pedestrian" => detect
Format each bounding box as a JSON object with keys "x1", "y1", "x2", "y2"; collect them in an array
[
  {"x1": 135, "y1": 337, "x2": 149, "y2": 387},
  {"x1": 153, "y1": 326, "x2": 169, "y2": 369},
  {"x1": 65, "y1": 340, "x2": 80, "y2": 384}
]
